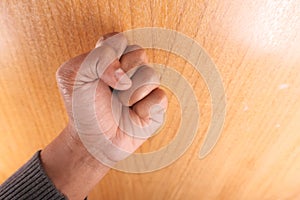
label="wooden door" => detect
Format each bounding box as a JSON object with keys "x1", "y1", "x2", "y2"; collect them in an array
[{"x1": 1, "y1": 0, "x2": 300, "y2": 199}]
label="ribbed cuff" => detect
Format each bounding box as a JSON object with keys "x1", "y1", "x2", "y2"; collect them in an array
[{"x1": 0, "y1": 151, "x2": 66, "y2": 200}]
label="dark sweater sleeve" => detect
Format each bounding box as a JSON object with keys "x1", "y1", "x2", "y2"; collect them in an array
[{"x1": 0, "y1": 151, "x2": 66, "y2": 200}]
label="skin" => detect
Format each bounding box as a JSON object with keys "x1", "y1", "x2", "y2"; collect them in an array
[{"x1": 41, "y1": 33, "x2": 167, "y2": 200}]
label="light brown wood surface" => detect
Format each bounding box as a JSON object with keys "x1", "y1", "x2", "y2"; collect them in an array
[{"x1": 1, "y1": 0, "x2": 300, "y2": 199}]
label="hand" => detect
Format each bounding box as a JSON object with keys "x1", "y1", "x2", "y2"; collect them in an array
[
  {"x1": 41, "y1": 32, "x2": 167, "y2": 199},
  {"x1": 56, "y1": 32, "x2": 168, "y2": 165}
]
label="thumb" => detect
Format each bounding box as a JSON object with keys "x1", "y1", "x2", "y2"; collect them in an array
[
  {"x1": 74, "y1": 45, "x2": 131, "y2": 90},
  {"x1": 57, "y1": 32, "x2": 131, "y2": 92}
]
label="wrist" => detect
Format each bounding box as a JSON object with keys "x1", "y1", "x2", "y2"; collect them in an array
[
  {"x1": 41, "y1": 123, "x2": 110, "y2": 200},
  {"x1": 63, "y1": 123, "x2": 106, "y2": 169}
]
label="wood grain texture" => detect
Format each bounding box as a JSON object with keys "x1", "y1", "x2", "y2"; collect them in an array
[{"x1": 1, "y1": 0, "x2": 300, "y2": 199}]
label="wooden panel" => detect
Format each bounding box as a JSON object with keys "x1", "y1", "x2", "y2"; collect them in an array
[{"x1": 1, "y1": 0, "x2": 300, "y2": 199}]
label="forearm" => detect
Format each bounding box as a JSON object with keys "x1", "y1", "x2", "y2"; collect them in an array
[{"x1": 41, "y1": 124, "x2": 110, "y2": 200}]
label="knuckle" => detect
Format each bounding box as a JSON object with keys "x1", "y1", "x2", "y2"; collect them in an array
[
  {"x1": 102, "y1": 33, "x2": 127, "y2": 56},
  {"x1": 123, "y1": 44, "x2": 142, "y2": 54},
  {"x1": 125, "y1": 48, "x2": 148, "y2": 64},
  {"x1": 123, "y1": 45, "x2": 148, "y2": 62},
  {"x1": 136, "y1": 48, "x2": 147, "y2": 61}
]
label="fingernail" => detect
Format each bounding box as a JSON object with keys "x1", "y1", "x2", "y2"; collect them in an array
[
  {"x1": 95, "y1": 36, "x2": 104, "y2": 48},
  {"x1": 115, "y1": 68, "x2": 131, "y2": 86}
]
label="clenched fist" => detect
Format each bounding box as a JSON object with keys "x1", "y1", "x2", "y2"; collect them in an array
[{"x1": 56, "y1": 32, "x2": 167, "y2": 165}]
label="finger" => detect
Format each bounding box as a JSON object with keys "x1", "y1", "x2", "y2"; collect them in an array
[
  {"x1": 132, "y1": 88, "x2": 168, "y2": 119},
  {"x1": 101, "y1": 59, "x2": 132, "y2": 90},
  {"x1": 115, "y1": 89, "x2": 167, "y2": 143},
  {"x1": 117, "y1": 65, "x2": 160, "y2": 106},
  {"x1": 113, "y1": 105, "x2": 161, "y2": 152},
  {"x1": 95, "y1": 32, "x2": 127, "y2": 58},
  {"x1": 77, "y1": 45, "x2": 132, "y2": 90},
  {"x1": 120, "y1": 45, "x2": 148, "y2": 77}
]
